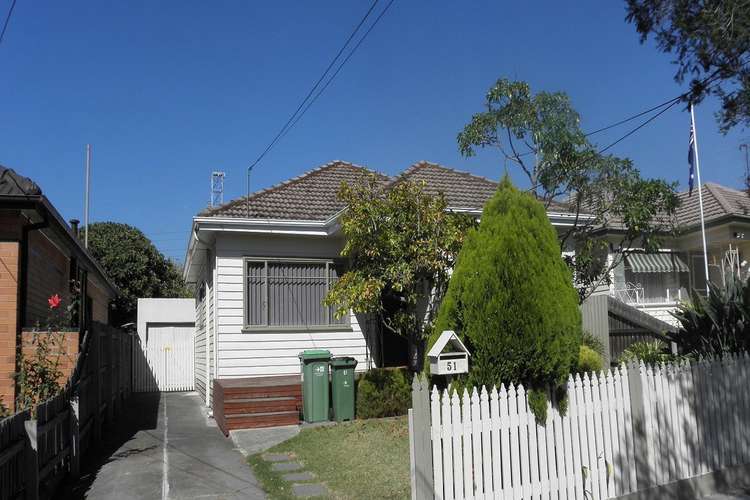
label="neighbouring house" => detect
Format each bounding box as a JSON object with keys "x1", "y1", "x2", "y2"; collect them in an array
[
  {"x1": 183, "y1": 160, "x2": 597, "y2": 431},
  {"x1": 608, "y1": 183, "x2": 750, "y2": 326},
  {"x1": 0, "y1": 165, "x2": 118, "y2": 411}
]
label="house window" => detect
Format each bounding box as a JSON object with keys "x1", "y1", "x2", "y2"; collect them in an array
[{"x1": 244, "y1": 259, "x2": 348, "y2": 329}]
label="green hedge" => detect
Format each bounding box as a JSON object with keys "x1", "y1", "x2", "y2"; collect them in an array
[{"x1": 356, "y1": 368, "x2": 411, "y2": 419}]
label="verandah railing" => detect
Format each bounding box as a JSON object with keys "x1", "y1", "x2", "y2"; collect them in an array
[
  {"x1": 0, "y1": 321, "x2": 133, "y2": 500},
  {"x1": 410, "y1": 355, "x2": 750, "y2": 500}
]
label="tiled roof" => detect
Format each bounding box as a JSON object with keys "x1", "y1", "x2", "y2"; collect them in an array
[
  {"x1": 0, "y1": 165, "x2": 42, "y2": 196},
  {"x1": 201, "y1": 159, "x2": 578, "y2": 221},
  {"x1": 200, "y1": 161, "x2": 391, "y2": 221},
  {"x1": 390, "y1": 161, "x2": 499, "y2": 210},
  {"x1": 675, "y1": 183, "x2": 750, "y2": 228}
]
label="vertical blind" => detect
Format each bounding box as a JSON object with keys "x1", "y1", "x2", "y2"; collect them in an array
[{"x1": 245, "y1": 260, "x2": 347, "y2": 328}]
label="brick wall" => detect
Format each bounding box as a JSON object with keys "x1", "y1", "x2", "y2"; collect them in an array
[
  {"x1": 0, "y1": 242, "x2": 19, "y2": 411},
  {"x1": 20, "y1": 330, "x2": 80, "y2": 387},
  {"x1": 25, "y1": 230, "x2": 70, "y2": 328},
  {"x1": 88, "y1": 276, "x2": 111, "y2": 325}
]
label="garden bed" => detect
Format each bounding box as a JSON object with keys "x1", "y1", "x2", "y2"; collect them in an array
[{"x1": 249, "y1": 417, "x2": 410, "y2": 499}]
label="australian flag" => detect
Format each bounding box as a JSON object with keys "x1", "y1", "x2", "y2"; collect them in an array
[{"x1": 688, "y1": 125, "x2": 696, "y2": 196}]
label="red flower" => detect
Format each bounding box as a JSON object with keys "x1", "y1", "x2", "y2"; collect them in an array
[{"x1": 48, "y1": 294, "x2": 61, "y2": 309}]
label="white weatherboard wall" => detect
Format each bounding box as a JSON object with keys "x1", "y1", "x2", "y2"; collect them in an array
[
  {"x1": 214, "y1": 233, "x2": 370, "y2": 379},
  {"x1": 193, "y1": 252, "x2": 216, "y2": 406}
]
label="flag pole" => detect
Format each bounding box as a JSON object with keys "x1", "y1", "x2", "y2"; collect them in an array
[{"x1": 690, "y1": 102, "x2": 710, "y2": 292}]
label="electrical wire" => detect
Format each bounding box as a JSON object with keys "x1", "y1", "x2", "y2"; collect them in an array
[
  {"x1": 0, "y1": 0, "x2": 17, "y2": 47},
  {"x1": 597, "y1": 98, "x2": 682, "y2": 154},
  {"x1": 584, "y1": 95, "x2": 681, "y2": 137},
  {"x1": 278, "y1": 0, "x2": 397, "y2": 143},
  {"x1": 246, "y1": 0, "x2": 384, "y2": 172}
]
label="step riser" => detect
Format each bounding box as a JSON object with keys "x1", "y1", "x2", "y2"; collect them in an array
[
  {"x1": 225, "y1": 400, "x2": 300, "y2": 414},
  {"x1": 226, "y1": 415, "x2": 299, "y2": 429},
  {"x1": 223, "y1": 387, "x2": 301, "y2": 400}
]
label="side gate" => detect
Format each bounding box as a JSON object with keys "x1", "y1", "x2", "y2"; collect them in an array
[{"x1": 133, "y1": 323, "x2": 195, "y2": 392}]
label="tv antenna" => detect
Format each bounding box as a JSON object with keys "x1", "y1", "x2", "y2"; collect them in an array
[{"x1": 210, "y1": 171, "x2": 225, "y2": 207}]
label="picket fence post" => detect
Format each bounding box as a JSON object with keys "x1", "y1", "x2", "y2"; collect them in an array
[{"x1": 410, "y1": 374, "x2": 433, "y2": 500}]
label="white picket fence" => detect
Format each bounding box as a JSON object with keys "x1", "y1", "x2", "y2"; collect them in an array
[{"x1": 409, "y1": 354, "x2": 750, "y2": 500}]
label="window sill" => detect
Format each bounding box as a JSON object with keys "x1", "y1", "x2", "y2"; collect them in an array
[{"x1": 242, "y1": 325, "x2": 353, "y2": 334}]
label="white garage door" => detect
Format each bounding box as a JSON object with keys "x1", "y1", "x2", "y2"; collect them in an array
[{"x1": 134, "y1": 323, "x2": 195, "y2": 392}]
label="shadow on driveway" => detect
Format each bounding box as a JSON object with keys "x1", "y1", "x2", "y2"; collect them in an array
[{"x1": 59, "y1": 392, "x2": 265, "y2": 500}]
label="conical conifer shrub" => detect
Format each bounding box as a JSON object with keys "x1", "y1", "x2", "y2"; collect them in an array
[{"x1": 432, "y1": 176, "x2": 581, "y2": 420}]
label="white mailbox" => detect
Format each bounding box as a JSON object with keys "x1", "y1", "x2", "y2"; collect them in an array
[{"x1": 427, "y1": 330, "x2": 470, "y2": 376}]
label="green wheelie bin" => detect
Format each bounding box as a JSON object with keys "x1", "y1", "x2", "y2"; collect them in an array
[
  {"x1": 299, "y1": 350, "x2": 332, "y2": 423},
  {"x1": 330, "y1": 357, "x2": 358, "y2": 422}
]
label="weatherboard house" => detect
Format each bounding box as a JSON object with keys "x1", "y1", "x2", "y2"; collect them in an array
[{"x1": 182, "y1": 160, "x2": 750, "y2": 432}]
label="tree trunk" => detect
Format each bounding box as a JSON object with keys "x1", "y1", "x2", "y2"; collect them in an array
[{"x1": 407, "y1": 333, "x2": 424, "y2": 372}]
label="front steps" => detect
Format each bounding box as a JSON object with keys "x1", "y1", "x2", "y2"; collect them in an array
[{"x1": 214, "y1": 376, "x2": 302, "y2": 435}]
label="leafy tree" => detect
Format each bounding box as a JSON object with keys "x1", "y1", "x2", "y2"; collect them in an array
[
  {"x1": 458, "y1": 78, "x2": 679, "y2": 302},
  {"x1": 432, "y1": 177, "x2": 582, "y2": 422},
  {"x1": 86, "y1": 222, "x2": 192, "y2": 326},
  {"x1": 625, "y1": 0, "x2": 750, "y2": 133},
  {"x1": 324, "y1": 176, "x2": 475, "y2": 372}
]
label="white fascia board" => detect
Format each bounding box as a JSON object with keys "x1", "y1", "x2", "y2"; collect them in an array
[
  {"x1": 192, "y1": 216, "x2": 336, "y2": 236},
  {"x1": 449, "y1": 206, "x2": 594, "y2": 227}
]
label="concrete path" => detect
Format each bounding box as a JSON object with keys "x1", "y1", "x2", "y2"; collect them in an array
[{"x1": 61, "y1": 392, "x2": 265, "y2": 500}]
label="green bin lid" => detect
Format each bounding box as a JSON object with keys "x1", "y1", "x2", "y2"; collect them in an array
[
  {"x1": 298, "y1": 349, "x2": 332, "y2": 361},
  {"x1": 331, "y1": 357, "x2": 358, "y2": 368}
]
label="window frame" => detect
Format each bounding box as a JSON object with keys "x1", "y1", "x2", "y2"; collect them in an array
[{"x1": 242, "y1": 257, "x2": 350, "y2": 332}]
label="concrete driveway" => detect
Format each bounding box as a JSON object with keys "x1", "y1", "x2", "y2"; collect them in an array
[{"x1": 62, "y1": 392, "x2": 265, "y2": 500}]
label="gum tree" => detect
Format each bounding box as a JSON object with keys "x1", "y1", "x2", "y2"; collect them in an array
[{"x1": 458, "y1": 78, "x2": 679, "y2": 302}]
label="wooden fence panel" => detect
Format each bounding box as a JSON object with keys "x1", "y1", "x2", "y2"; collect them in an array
[
  {"x1": 0, "y1": 409, "x2": 30, "y2": 499},
  {"x1": 0, "y1": 322, "x2": 132, "y2": 500}
]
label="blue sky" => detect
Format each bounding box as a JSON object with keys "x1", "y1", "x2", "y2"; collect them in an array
[{"x1": 1, "y1": 1, "x2": 747, "y2": 261}]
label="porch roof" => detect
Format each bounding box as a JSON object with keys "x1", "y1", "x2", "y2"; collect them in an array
[{"x1": 626, "y1": 252, "x2": 689, "y2": 273}]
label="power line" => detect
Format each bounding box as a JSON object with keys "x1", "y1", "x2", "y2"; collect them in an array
[
  {"x1": 584, "y1": 95, "x2": 681, "y2": 137},
  {"x1": 278, "y1": 0, "x2": 397, "y2": 143},
  {"x1": 0, "y1": 0, "x2": 17, "y2": 47},
  {"x1": 598, "y1": 98, "x2": 681, "y2": 154},
  {"x1": 246, "y1": 0, "x2": 383, "y2": 172}
]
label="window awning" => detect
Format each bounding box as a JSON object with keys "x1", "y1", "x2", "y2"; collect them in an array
[{"x1": 626, "y1": 253, "x2": 689, "y2": 273}]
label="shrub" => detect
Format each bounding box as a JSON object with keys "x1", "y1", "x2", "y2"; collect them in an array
[
  {"x1": 581, "y1": 331, "x2": 605, "y2": 357},
  {"x1": 618, "y1": 340, "x2": 674, "y2": 366},
  {"x1": 671, "y1": 278, "x2": 750, "y2": 356},
  {"x1": 577, "y1": 345, "x2": 603, "y2": 375},
  {"x1": 430, "y1": 176, "x2": 581, "y2": 422},
  {"x1": 356, "y1": 368, "x2": 411, "y2": 419}
]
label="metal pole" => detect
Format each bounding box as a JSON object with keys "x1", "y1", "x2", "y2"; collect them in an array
[
  {"x1": 690, "y1": 103, "x2": 710, "y2": 292},
  {"x1": 84, "y1": 144, "x2": 91, "y2": 248},
  {"x1": 741, "y1": 143, "x2": 749, "y2": 189}
]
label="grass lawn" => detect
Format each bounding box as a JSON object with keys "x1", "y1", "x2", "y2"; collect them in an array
[{"x1": 248, "y1": 417, "x2": 410, "y2": 500}]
